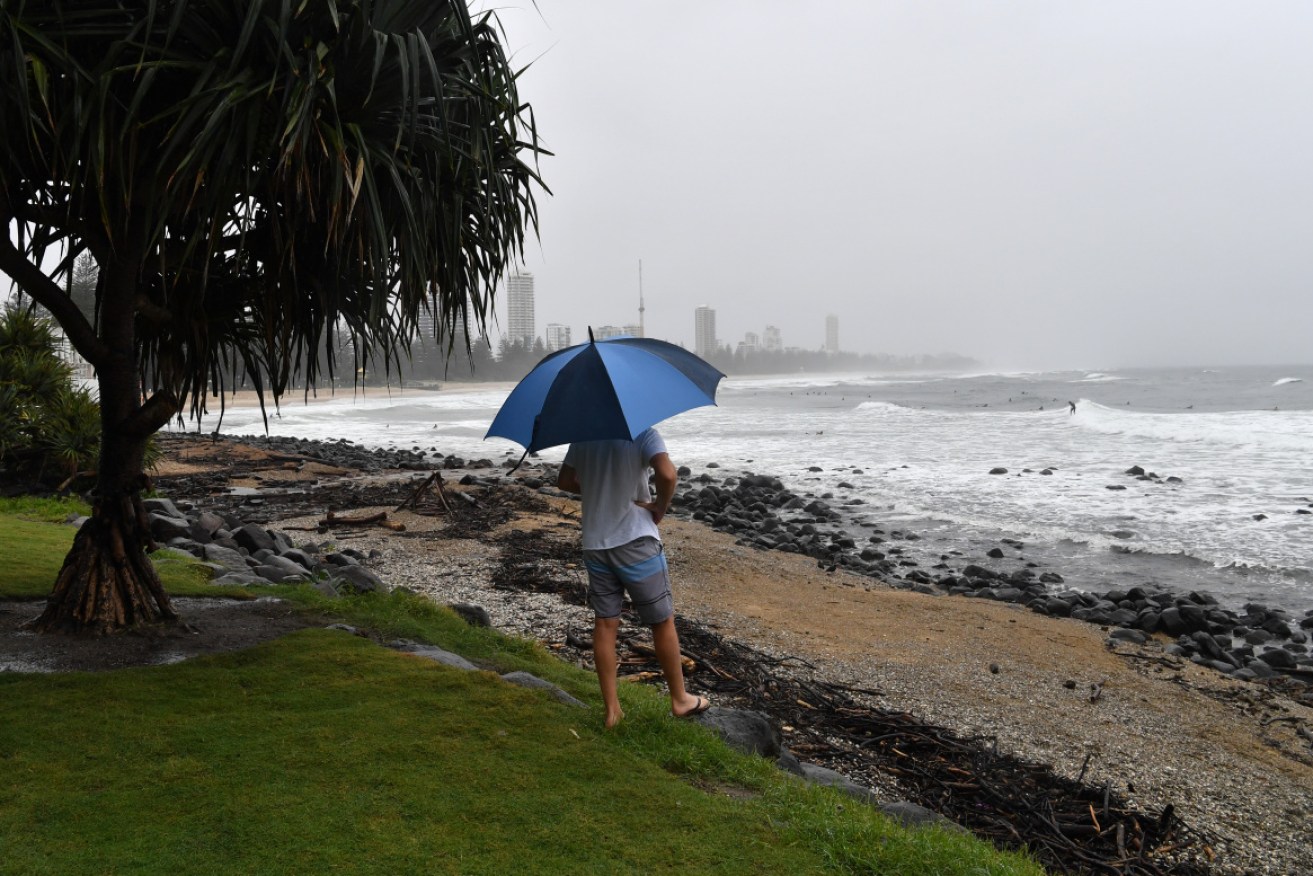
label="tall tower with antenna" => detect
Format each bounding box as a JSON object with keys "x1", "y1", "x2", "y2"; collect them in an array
[{"x1": 638, "y1": 260, "x2": 646, "y2": 338}]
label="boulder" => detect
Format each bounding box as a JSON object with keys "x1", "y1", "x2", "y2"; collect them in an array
[
  {"x1": 142, "y1": 497, "x2": 185, "y2": 518},
  {"x1": 392, "y1": 641, "x2": 477, "y2": 671},
  {"x1": 775, "y1": 749, "x2": 806, "y2": 777},
  {"x1": 449, "y1": 603, "x2": 492, "y2": 627},
  {"x1": 499, "y1": 671, "x2": 586, "y2": 708},
  {"x1": 797, "y1": 762, "x2": 878, "y2": 804},
  {"x1": 233, "y1": 522, "x2": 277, "y2": 554},
  {"x1": 332, "y1": 564, "x2": 385, "y2": 594},
  {"x1": 148, "y1": 512, "x2": 192, "y2": 542},
  {"x1": 692, "y1": 708, "x2": 780, "y2": 759},
  {"x1": 878, "y1": 800, "x2": 964, "y2": 832},
  {"x1": 200, "y1": 543, "x2": 251, "y2": 573},
  {"x1": 1259, "y1": 648, "x2": 1297, "y2": 670}
]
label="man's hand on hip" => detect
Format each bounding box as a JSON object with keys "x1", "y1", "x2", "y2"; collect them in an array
[{"x1": 634, "y1": 499, "x2": 666, "y2": 525}]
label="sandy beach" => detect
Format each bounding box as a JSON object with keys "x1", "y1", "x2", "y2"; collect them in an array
[{"x1": 196, "y1": 381, "x2": 516, "y2": 411}]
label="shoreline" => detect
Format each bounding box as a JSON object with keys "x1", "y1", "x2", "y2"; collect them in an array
[
  {"x1": 177, "y1": 381, "x2": 516, "y2": 411},
  {"x1": 141, "y1": 432, "x2": 1313, "y2": 876}
]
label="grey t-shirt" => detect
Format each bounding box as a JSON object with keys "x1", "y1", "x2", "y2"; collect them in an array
[{"x1": 563, "y1": 428, "x2": 668, "y2": 550}]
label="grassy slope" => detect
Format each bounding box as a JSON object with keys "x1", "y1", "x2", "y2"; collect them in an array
[{"x1": 0, "y1": 505, "x2": 1044, "y2": 876}]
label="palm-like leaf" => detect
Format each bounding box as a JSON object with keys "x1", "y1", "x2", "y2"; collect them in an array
[{"x1": 0, "y1": 0, "x2": 544, "y2": 417}]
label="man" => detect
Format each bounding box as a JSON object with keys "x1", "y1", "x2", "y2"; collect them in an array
[{"x1": 556, "y1": 427, "x2": 709, "y2": 729}]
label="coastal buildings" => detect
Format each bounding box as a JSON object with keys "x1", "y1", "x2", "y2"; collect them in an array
[
  {"x1": 594, "y1": 325, "x2": 626, "y2": 340},
  {"x1": 506, "y1": 272, "x2": 535, "y2": 347},
  {"x1": 825, "y1": 314, "x2": 839, "y2": 353},
  {"x1": 763, "y1": 325, "x2": 782, "y2": 352},
  {"x1": 694, "y1": 306, "x2": 717, "y2": 358},
  {"x1": 545, "y1": 323, "x2": 572, "y2": 351}
]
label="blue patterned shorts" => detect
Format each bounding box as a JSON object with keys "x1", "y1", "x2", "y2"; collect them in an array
[{"x1": 582, "y1": 536, "x2": 673, "y2": 624}]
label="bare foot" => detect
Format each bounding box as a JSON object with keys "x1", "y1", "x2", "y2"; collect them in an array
[
  {"x1": 672, "y1": 694, "x2": 711, "y2": 718},
  {"x1": 604, "y1": 708, "x2": 625, "y2": 729}
]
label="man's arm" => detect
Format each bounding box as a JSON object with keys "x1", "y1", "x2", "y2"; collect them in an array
[
  {"x1": 634, "y1": 452, "x2": 676, "y2": 525},
  {"x1": 557, "y1": 463, "x2": 581, "y2": 494}
]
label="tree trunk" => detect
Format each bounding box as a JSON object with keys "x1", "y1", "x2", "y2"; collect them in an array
[
  {"x1": 30, "y1": 244, "x2": 178, "y2": 636},
  {"x1": 29, "y1": 489, "x2": 177, "y2": 635},
  {"x1": 30, "y1": 370, "x2": 179, "y2": 634}
]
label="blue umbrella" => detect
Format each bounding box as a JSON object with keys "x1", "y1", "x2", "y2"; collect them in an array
[{"x1": 485, "y1": 331, "x2": 725, "y2": 454}]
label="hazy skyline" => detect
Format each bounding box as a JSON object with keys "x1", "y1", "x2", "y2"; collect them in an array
[{"x1": 490, "y1": 1, "x2": 1312, "y2": 370}]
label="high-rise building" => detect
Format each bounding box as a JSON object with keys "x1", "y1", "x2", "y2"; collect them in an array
[
  {"x1": 825, "y1": 314, "x2": 839, "y2": 353},
  {"x1": 506, "y1": 272, "x2": 535, "y2": 347},
  {"x1": 694, "y1": 306, "x2": 717, "y2": 358},
  {"x1": 763, "y1": 325, "x2": 782, "y2": 352},
  {"x1": 594, "y1": 325, "x2": 626, "y2": 340},
  {"x1": 545, "y1": 323, "x2": 572, "y2": 351}
]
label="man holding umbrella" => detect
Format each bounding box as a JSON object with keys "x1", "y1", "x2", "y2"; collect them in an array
[
  {"x1": 486, "y1": 331, "x2": 723, "y2": 728},
  {"x1": 557, "y1": 428, "x2": 710, "y2": 728}
]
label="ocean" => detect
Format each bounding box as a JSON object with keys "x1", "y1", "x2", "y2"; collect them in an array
[{"x1": 205, "y1": 365, "x2": 1313, "y2": 618}]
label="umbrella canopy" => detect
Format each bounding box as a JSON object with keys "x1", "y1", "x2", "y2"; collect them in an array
[{"x1": 485, "y1": 334, "x2": 725, "y2": 453}]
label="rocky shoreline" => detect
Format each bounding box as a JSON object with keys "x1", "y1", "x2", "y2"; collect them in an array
[
  {"x1": 152, "y1": 430, "x2": 1313, "y2": 703},
  {"x1": 657, "y1": 463, "x2": 1313, "y2": 704},
  {"x1": 139, "y1": 431, "x2": 1313, "y2": 875}
]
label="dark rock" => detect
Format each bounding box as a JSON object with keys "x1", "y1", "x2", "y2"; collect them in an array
[
  {"x1": 1043, "y1": 598, "x2": 1074, "y2": 617},
  {"x1": 392, "y1": 641, "x2": 477, "y2": 671},
  {"x1": 500, "y1": 671, "x2": 586, "y2": 708},
  {"x1": 878, "y1": 800, "x2": 965, "y2": 832},
  {"x1": 692, "y1": 708, "x2": 780, "y2": 758},
  {"x1": 1109, "y1": 628, "x2": 1148, "y2": 645},
  {"x1": 1106, "y1": 484, "x2": 1127, "y2": 491},
  {"x1": 797, "y1": 762, "x2": 878, "y2": 804},
  {"x1": 1260, "y1": 618, "x2": 1294, "y2": 638},
  {"x1": 1134, "y1": 609, "x2": 1161, "y2": 633},
  {"x1": 233, "y1": 522, "x2": 278, "y2": 554},
  {"x1": 1125, "y1": 465, "x2": 1145, "y2": 476},
  {"x1": 986, "y1": 547, "x2": 1005, "y2": 559},
  {"x1": 989, "y1": 467, "x2": 1008, "y2": 475},
  {"x1": 332, "y1": 564, "x2": 385, "y2": 593},
  {"x1": 775, "y1": 750, "x2": 805, "y2": 776},
  {"x1": 449, "y1": 603, "x2": 492, "y2": 627},
  {"x1": 280, "y1": 548, "x2": 318, "y2": 571},
  {"x1": 199, "y1": 543, "x2": 250, "y2": 573},
  {"x1": 1259, "y1": 648, "x2": 1296, "y2": 669},
  {"x1": 148, "y1": 512, "x2": 192, "y2": 541},
  {"x1": 1190, "y1": 631, "x2": 1225, "y2": 661},
  {"x1": 143, "y1": 497, "x2": 186, "y2": 518}
]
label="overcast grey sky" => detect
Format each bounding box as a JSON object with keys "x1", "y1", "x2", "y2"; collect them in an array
[{"x1": 490, "y1": 1, "x2": 1312, "y2": 370}]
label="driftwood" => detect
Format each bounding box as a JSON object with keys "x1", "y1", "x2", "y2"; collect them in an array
[
  {"x1": 395, "y1": 471, "x2": 454, "y2": 515},
  {"x1": 625, "y1": 639, "x2": 696, "y2": 673},
  {"x1": 317, "y1": 510, "x2": 406, "y2": 532}
]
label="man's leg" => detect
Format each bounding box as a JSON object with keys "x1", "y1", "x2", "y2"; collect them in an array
[
  {"x1": 593, "y1": 615, "x2": 624, "y2": 728},
  {"x1": 651, "y1": 616, "x2": 705, "y2": 717}
]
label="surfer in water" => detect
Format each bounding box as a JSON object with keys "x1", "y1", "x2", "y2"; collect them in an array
[{"x1": 1068, "y1": 400, "x2": 1076, "y2": 415}]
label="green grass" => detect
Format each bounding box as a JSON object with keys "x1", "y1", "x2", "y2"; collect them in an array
[
  {"x1": 0, "y1": 512, "x2": 251, "y2": 600},
  {"x1": 0, "y1": 502, "x2": 1044, "y2": 875}
]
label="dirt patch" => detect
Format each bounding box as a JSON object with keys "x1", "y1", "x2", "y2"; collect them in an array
[{"x1": 0, "y1": 597, "x2": 325, "y2": 673}]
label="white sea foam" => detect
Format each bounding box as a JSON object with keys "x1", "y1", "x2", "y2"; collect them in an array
[
  {"x1": 1073, "y1": 401, "x2": 1313, "y2": 452},
  {"x1": 1273, "y1": 377, "x2": 1304, "y2": 386},
  {"x1": 203, "y1": 367, "x2": 1313, "y2": 614}
]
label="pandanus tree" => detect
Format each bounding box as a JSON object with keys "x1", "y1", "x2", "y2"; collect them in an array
[{"x1": 0, "y1": 0, "x2": 543, "y2": 634}]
